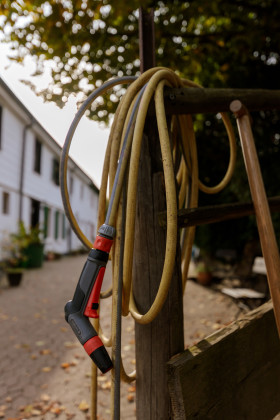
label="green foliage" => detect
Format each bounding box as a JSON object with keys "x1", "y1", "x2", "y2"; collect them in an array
[
  {"x1": 13, "y1": 221, "x2": 44, "y2": 247},
  {"x1": 1, "y1": 222, "x2": 44, "y2": 269},
  {"x1": 1, "y1": 0, "x2": 280, "y2": 255},
  {"x1": 1, "y1": 1, "x2": 279, "y2": 120}
]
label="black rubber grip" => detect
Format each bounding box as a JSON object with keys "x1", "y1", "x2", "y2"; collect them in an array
[{"x1": 90, "y1": 347, "x2": 113, "y2": 374}]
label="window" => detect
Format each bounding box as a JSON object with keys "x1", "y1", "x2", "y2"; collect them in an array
[
  {"x1": 52, "y1": 158, "x2": 60, "y2": 185},
  {"x1": 2, "y1": 191, "x2": 10, "y2": 214},
  {"x1": 54, "y1": 210, "x2": 59, "y2": 239},
  {"x1": 69, "y1": 176, "x2": 74, "y2": 194},
  {"x1": 62, "y1": 213, "x2": 66, "y2": 239},
  {"x1": 80, "y1": 184, "x2": 84, "y2": 199},
  {"x1": 43, "y1": 206, "x2": 49, "y2": 238},
  {"x1": 30, "y1": 199, "x2": 40, "y2": 227},
  {"x1": 0, "y1": 106, "x2": 2, "y2": 149},
  {"x1": 34, "y1": 138, "x2": 42, "y2": 174}
]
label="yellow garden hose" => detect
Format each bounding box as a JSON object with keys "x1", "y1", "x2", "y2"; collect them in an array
[{"x1": 60, "y1": 67, "x2": 237, "y2": 419}]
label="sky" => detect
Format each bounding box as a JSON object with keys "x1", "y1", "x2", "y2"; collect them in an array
[{"x1": 0, "y1": 42, "x2": 110, "y2": 188}]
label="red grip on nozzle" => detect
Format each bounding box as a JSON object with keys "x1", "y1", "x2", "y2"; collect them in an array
[
  {"x1": 93, "y1": 236, "x2": 113, "y2": 253},
  {"x1": 84, "y1": 266, "x2": 105, "y2": 318},
  {"x1": 84, "y1": 336, "x2": 103, "y2": 355}
]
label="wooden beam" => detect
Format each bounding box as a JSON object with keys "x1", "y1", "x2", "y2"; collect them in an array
[
  {"x1": 162, "y1": 87, "x2": 280, "y2": 114},
  {"x1": 167, "y1": 301, "x2": 280, "y2": 420},
  {"x1": 158, "y1": 196, "x2": 280, "y2": 228}
]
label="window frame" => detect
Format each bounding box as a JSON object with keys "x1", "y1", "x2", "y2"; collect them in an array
[
  {"x1": 2, "y1": 191, "x2": 10, "y2": 215},
  {"x1": 52, "y1": 158, "x2": 60, "y2": 186},
  {"x1": 34, "y1": 138, "x2": 42, "y2": 174}
]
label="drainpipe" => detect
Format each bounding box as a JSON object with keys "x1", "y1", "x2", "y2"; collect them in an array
[{"x1": 19, "y1": 121, "x2": 32, "y2": 222}]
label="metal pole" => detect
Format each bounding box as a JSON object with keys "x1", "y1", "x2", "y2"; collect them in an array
[{"x1": 231, "y1": 99, "x2": 280, "y2": 338}]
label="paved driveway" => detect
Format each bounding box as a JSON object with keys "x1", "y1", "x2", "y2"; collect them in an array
[{"x1": 0, "y1": 255, "x2": 241, "y2": 419}]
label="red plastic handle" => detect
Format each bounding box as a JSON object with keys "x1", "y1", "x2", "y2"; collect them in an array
[{"x1": 83, "y1": 266, "x2": 105, "y2": 318}]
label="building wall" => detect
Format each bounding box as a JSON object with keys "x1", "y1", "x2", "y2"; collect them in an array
[
  {"x1": 0, "y1": 79, "x2": 99, "y2": 258},
  {"x1": 0, "y1": 107, "x2": 23, "y2": 239}
]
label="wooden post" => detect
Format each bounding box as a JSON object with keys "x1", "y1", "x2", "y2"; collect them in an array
[
  {"x1": 133, "y1": 9, "x2": 184, "y2": 419},
  {"x1": 139, "y1": 8, "x2": 156, "y2": 73}
]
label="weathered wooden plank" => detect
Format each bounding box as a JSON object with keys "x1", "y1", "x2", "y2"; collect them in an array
[
  {"x1": 134, "y1": 10, "x2": 183, "y2": 420},
  {"x1": 158, "y1": 196, "x2": 280, "y2": 228},
  {"x1": 167, "y1": 301, "x2": 280, "y2": 420},
  {"x1": 163, "y1": 87, "x2": 280, "y2": 114},
  {"x1": 133, "y1": 131, "x2": 184, "y2": 419}
]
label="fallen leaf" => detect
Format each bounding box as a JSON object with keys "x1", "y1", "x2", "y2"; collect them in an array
[
  {"x1": 101, "y1": 381, "x2": 111, "y2": 390},
  {"x1": 211, "y1": 323, "x2": 221, "y2": 330},
  {"x1": 74, "y1": 353, "x2": 84, "y2": 359},
  {"x1": 127, "y1": 394, "x2": 134, "y2": 403},
  {"x1": 0, "y1": 412, "x2": 4, "y2": 418},
  {"x1": 5, "y1": 397, "x2": 12, "y2": 403},
  {"x1": 51, "y1": 406, "x2": 62, "y2": 415},
  {"x1": 128, "y1": 385, "x2": 136, "y2": 393},
  {"x1": 61, "y1": 362, "x2": 71, "y2": 369},
  {"x1": 97, "y1": 376, "x2": 107, "y2": 382},
  {"x1": 78, "y1": 400, "x2": 89, "y2": 412},
  {"x1": 123, "y1": 345, "x2": 131, "y2": 351},
  {"x1": 35, "y1": 341, "x2": 45, "y2": 347},
  {"x1": 40, "y1": 349, "x2": 51, "y2": 355},
  {"x1": 42, "y1": 367, "x2": 52, "y2": 372},
  {"x1": 30, "y1": 354, "x2": 37, "y2": 360},
  {"x1": 40, "y1": 394, "x2": 50, "y2": 402},
  {"x1": 64, "y1": 341, "x2": 78, "y2": 348},
  {"x1": 23, "y1": 404, "x2": 34, "y2": 413},
  {"x1": 31, "y1": 408, "x2": 42, "y2": 415}
]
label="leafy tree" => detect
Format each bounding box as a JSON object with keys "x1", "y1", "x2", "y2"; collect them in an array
[
  {"x1": 1, "y1": 1, "x2": 279, "y2": 116},
  {"x1": 1, "y1": 0, "x2": 280, "y2": 257}
]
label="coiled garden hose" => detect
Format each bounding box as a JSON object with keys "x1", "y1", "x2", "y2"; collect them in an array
[{"x1": 60, "y1": 67, "x2": 236, "y2": 419}]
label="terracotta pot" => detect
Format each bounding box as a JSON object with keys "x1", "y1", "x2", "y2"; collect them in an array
[{"x1": 197, "y1": 271, "x2": 212, "y2": 286}]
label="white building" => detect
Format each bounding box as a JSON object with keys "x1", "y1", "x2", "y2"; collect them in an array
[{"x1": 0, "y1": 77, "x2": 99, "y2": 256}]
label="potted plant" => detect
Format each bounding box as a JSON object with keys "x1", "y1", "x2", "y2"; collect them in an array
[
  {"x1": 13, "y1": 222, "x2": 45, "y2": 268},
  {"x1": 196, "y1": 261, "x2": 212, "y2": 286},
  {"x1": 1, "y1": 232, "x2": 27, "y2": 287}
]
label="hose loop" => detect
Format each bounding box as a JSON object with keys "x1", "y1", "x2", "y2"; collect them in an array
[{"x1": 60, "y1": 67, "x2": 237, "y2": 419}]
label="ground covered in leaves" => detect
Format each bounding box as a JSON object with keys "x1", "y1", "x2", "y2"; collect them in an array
[{"x1": 0, "y1": 255, "x2": 254, "y2": 419}]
